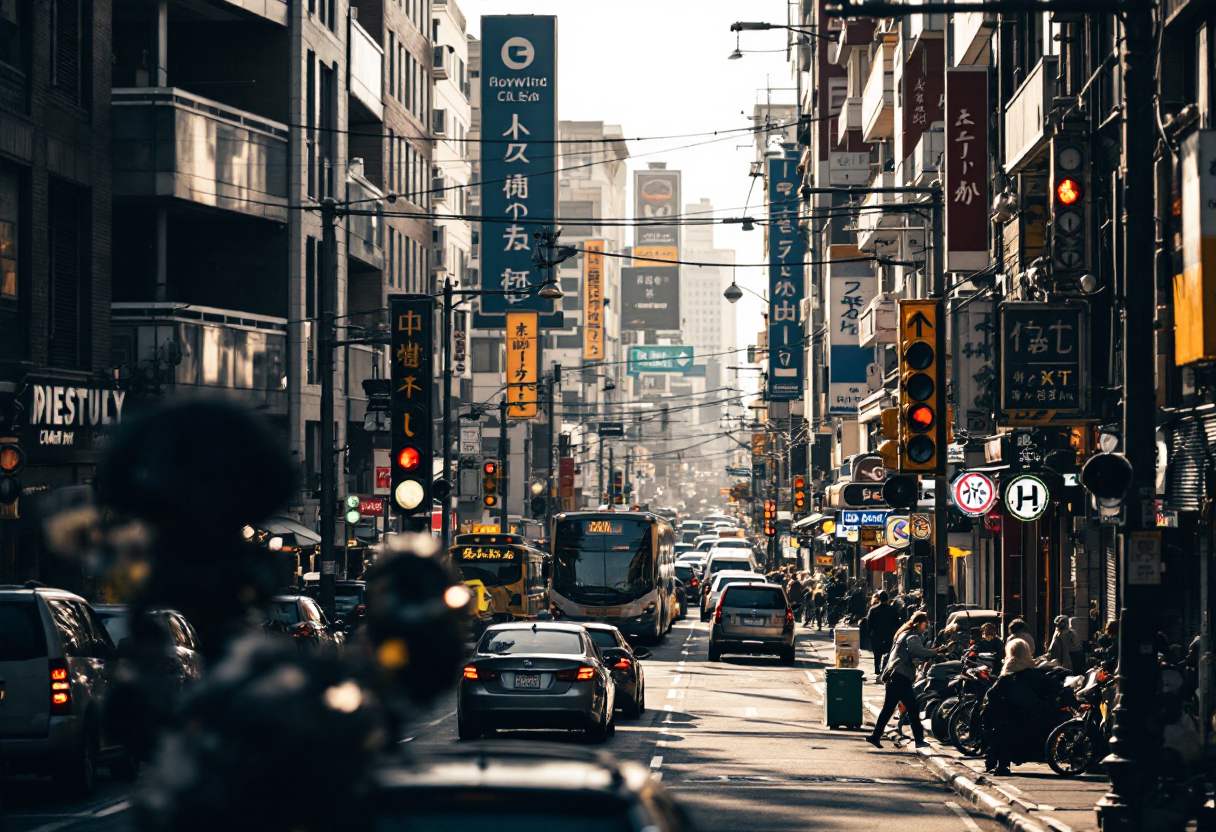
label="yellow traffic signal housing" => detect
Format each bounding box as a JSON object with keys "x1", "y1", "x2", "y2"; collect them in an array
[
  {"x1": 878, "y1": 406, "x2": 900, "y2": 470},
  {"x1": 793, "y1": 476, "x2": 806, "y2": 511},
  {"x1": 898, "y1": 299, "x2": 946, "y2": 475}
]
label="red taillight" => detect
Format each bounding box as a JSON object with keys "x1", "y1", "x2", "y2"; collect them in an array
[
  {"x1": 613, "y1": 658, "x2": 631, "y2": 670},
  {"x1": 463, "y1": 665, "x2": 479, "y2": 680},
  {"x1": 690, "y1": 578, "x2": 699, "y2": 587},
  {"x1": 49, "y1": 659, "x2": 70, "y2": 715},
  {"x1": 784, "y1": 608, "x2": 794, "y2": 628},
  {"x1": 293, "y1": 622, "x2": 316, "y2": 639},
  {"x1": 353, "y1": 605, "x2": 366, "y2": 616},
  {"x1": 556, "y1": 666, "x2": 596, "y2": 682},
  {"x1": 714, "y1": 598, "x2": 723, "y2": 623},
  {"x1": 1079, "y1": 703, "x2": 1092, "y2": 711}
]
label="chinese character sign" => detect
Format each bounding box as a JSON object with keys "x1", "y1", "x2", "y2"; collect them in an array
[
  {"x1": 583, "y1": 240, "x2": 604, "y2": 360},
  {"x1": 506, "y1": 311, "x2": 540, "y2": 419},
  {"x1": 389, "y1": 294, "x2": 434, "y2": 516},
  {"x1": 767, "y1": 158, "x2": 805, "y2": 402},
  {"x1": 620, "y1": 266, "x2": 680, "y2": 330},
  {"x1": 999, "y1": 302, "x2": 1089, "y2": 425},
  {"x1": 480, "y1": 16, "x2": 557, "y2": 315},
  {"x1": 902, "y1": 37, "x2": 944, "y2": 155},
  {"x1": 946, "y1": 68, "x2": 990, "y2": 273},
  {"x1": 825, "y1": 245, "x2": 876, "y2": 415},
  {"x1": 634, "y1": 170, "x2": 681, "y2": 264}
]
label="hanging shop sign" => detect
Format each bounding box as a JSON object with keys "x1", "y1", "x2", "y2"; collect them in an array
[
  {"x1": 910, "y1": 514, "x2": 932, "y2": 540},
  {"x1": 583, "y1": 239, "x2": 605, "y2": 360},
  {"x1": 826, "y1": 245, "x2": 876, "y2": 415},
  {"x1": 1003, "y1": 473, "x2": 1050, "y2": 522},
  {"x1": 634, "y1": 169, "x2": 681, "y2": 263},
  {"x1": 621, "y1": 266, "x2": 680, "y2": 330},
  {"x1": 860, "y1": 528, "x2": 883, "y2": 546},
  {"x1": 952, "y1": 471, "x2": 998, "y2": 517},
  {"x1": 767, "y1": 156, "x2": 805, "y2": 402},
  {"x1": 851, "y1": 455, "x2": 887, "y2": 484},
  {"x1": 944, "y1": 67, "x2": 990, "y2": 273},
  {"x1": 505, "y1": 311, "x2": 539, "y2": 419},
  {"x1": 840, "y1": 510, "x2": 888, "y2": 528},
  {"x1": 885, "y1": 515, "x2": 911, "y2": 549},
  {"x1": 999, "y1": 302, "x2": 1091, "y2": 426}
]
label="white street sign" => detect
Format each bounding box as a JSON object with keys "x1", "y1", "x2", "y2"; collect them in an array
[
  {"x1": 952, "y1": 471, "x2": 998, "y2": 516},
  {"x1": 460, "y1": 425, "x2": 481, "y2": 457},
  {"x1": 885, "y1": 515, "x2": 911, "y2": 549},
  {"x1": 1004, "y1": 474, "x2": 1049, "y2": 522}
]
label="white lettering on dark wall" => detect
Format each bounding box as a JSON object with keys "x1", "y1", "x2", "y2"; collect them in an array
[{"x1": 30, "y1": 386, "x2": 125, "y2": 446}]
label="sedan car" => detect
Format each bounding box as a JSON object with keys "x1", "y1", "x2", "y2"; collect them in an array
[
  {"x1": 708, "y1": 582, "x2": 796, "y2": 664},
  {"x1": 265, "y1": 595, "x2": 345, "y2": 651},
  {"x1": 582, "y1": 622, "x2": 650, "y2": 718},
  {"x1": 93, "y1": 605, "x2": 203, "y2": 687},
  {"x1": 458, "y1": 622, "x2": 616, "y2": 742},
  {"x1": 302, "y1": 580, "x2": 367, "y2": 631},
  {"x1": 369, "y1": 745, "x2": 693, "y2": 831}
]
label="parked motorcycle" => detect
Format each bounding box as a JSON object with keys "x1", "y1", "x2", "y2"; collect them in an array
[
  {"x1": 1045, "y1": 667, "x2": 1113, "y2": 776},
  {"x1": 947, "y1": 654, "x2": 999, "y2": 756}
]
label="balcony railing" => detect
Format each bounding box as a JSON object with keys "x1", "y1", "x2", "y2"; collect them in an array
[
  {"x1": 113, "y1": 87, "x2": 289, "y2": 221},
  {"x1": 349, "y1": 16, "x2": 384, "y2": 122},
  {"x1": 347, "y1": 171, "x2": 384, "y2": 270},
  {"x1": 861, "y1": 43, "x2": 895, "y2": 143}
]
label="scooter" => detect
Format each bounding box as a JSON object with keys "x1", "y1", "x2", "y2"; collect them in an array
[{"x1": 1045, "y1": 666, "x2": 1113, "y2": 776}]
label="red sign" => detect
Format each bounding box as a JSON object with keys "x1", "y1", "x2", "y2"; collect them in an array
[
  {"x1": 358, "y1": 498, "x2": 385, "y2": 517},
  {"x1": 945, "y1": 67, "x2": 990, "y2": 272},
  {"x1": 375, "y1": 466, "x2": 391, "y2": 491},
  {"x1": 903, "y1": 38, "x2": 944, "y2": 157}
]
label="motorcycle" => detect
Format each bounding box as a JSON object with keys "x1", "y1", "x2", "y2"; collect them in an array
[
  {"x1": 947, "y1": 653, "x2": 999, "y2": 756},
  {"x1": 1045, "y1": 666, "x2": 1113, "y2": 776}
]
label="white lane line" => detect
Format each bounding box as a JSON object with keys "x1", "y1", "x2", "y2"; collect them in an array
[
  {"x1": 667, "y1": 689, "x2": 676, "y2": 699},
  {"x1": 664, "y1": 705, "x2": 673, "y2": 711},
  {"x1": 400, "y1": 736, "x2": 415, "y2": 743},
  {"x1": 745, "y1": 707, "x2": 758, "y2": 717},
  {"x1": 95, "y1": 801, "x2": 132, "y2": 818},
  {"x1": 656, "y1": 740, "x2": 668, "y2": 747},
  {"x1": 650, "y1": 755, "x2": 664, "y2": 768},
  {"x1": 681, "y1": 650, "x2": 689, "y2": 655},
  {"x1": 660, "y1": 726, "x2": 670, "y2": 733},
  {"x1": 805, "y1": 670, "x2": 817, "y2": 684},
  {"x1": 426, "y1": 710, "x2": 456, "y2": 727},
  {"x1": 671, "y1": 674, "x2": 682, "y2": 685},
  {"x1": 945, "y1": 802, "x2": 984, "y2": 832},
  {"x1": 652, "y1": 771, "x2": 664, "y2": 781}
]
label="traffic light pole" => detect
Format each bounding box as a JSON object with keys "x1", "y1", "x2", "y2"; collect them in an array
[
  {"x1": 440, "y1": 278, "x2": 453, "y2": 554},
  {"x1": 546, "y1": 367, "x2": 558, "y2": 530},
  {"x1": 930, "y1": 184, "x2": 948, "y2": 636},
  {"x1": 499, "y1": 396, "x2": 509, "y2": 532},
  {"x1": 318, "y1": 198, "x2": 338, "y2": 620}
]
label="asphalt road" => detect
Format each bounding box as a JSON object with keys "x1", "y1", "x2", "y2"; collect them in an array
[{"x1": 2, "y1": 620, "x2": 1001, "y2": 832}]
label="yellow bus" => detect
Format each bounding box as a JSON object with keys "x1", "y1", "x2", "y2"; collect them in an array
[{"x1": 449, "y1": 533, "x2": 549, "y2": 622}]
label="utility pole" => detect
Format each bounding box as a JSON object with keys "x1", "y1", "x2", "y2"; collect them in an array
[
  {"x1": 499, "y1": 396, "x2": 508, "y2": 532},
  {"x1": 440, "y1": 278, "x2": 453, "y2": 553},
  {"x1": 624, "y1": 451, "x2": 632, "y2": 507},
  {"x1": 546, "y1": 365, "x2": 559, "y2": 528},
  {"x1": 318, "y1": 197, "x2": 338, "y2": 619},
  {"x1": 609, "y1": 445, "x2": 615, "y2": 506},
  {"x1": 930, "y1": 183, "x2": 948, "y2": 635},
  {"x1": 598, "y1": 435, "x2": 605, "y2": 506},
  {"x1": 1096, "y1": 0, "x2": 1162, "y2": 826}
]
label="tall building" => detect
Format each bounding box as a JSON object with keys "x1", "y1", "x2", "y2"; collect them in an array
[{"x1": 680, "y1": 199, "x2": 736, "y2": 391}]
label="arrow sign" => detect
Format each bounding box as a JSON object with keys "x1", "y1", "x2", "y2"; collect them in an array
[
  {"x1": 628, "y1": 346, "x2": 698, "y2": 375},
  {"x1": 908, "y1": 311, "x2": 933, "y2": 337}
]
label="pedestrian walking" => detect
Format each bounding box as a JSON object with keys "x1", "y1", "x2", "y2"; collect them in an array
[
  {"x1": 865, "y1": 591, "x2": 899, "y2": 678},
  {"x1": 811, "y1": 588, "x2": 826, "y2": 631},
  {"x1": 866, "y1": 611, "x2": 944, "y2": 749},
  {"x1": 786, "y1": 573, "x2": 808, "y2": 624},
  {"x1": 1044, "y1": 615, "x2": 1085, "y2": 672}
]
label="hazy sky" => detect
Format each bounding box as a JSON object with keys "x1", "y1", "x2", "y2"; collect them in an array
[{"x1": 461, "y1": 0, "x2": 794, "y2": 355}]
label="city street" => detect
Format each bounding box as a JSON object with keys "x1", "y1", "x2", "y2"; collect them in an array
[{"x1": 2, "y1": 624, "x2": 1000, "y2": 832}]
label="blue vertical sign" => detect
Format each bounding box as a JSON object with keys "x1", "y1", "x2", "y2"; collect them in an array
[
  {"x1": 479, "y1": 16, "x2": 557, "y2": 315},
  {"x1": 767, "y1": 157, "x2": 805, "y2": 401}
]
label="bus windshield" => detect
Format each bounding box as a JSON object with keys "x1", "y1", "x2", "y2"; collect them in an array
[
  {"x1": 459, "y1": 562, "x2": 522, "y2": 588},
  {"x1": 554, "y1": 517, "x2": 654, "y2": 604}
]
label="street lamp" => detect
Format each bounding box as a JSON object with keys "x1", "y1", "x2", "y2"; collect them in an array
[
  {"x1": 723, "y1": 281, "x2": 767, "y2": 305},
  {"x1": 730, "y1": 21, "x2": 835, "y2": 40}
]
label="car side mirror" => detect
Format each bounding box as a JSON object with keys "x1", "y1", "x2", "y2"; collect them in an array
[{"x1": 633, "y1": 647, "x2": 652, "y2": 660}]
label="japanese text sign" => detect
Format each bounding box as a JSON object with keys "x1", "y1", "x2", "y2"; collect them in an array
[
  {"x1": 621, "y1": 266, "x2": 679, "y2": 330},
  {"x1": 634, "y1": 170, "x2": 681, "y2": 263},
  {"x1": 999, "y1": 302, "x2": 1090, "y2": 425},
  {"x1": 479, "y1": 16, "x2": 558, "y2": 315},
  {"x1": 903, "y1": 38, "x2": 944, "y2": 157},
  {"x1": 945, "y1": 68, "x2": 990, "y2": 272},
  {"x1": 506, "y1": 311, "x2": 539, "y2": 419},
  {"x1": 389, "y1": 294, "x2": 434, "y2": 515},
  {"x1": 583, "y1": 239, "x2": 604, "y2": 360},
  {"x1": 768, "y1": 157, "x2": 805, "y2": 401},
  {"x1": 826, "y1": 244, "x2": 876, "y2": 415}
]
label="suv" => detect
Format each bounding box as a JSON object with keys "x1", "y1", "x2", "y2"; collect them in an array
[
  {"x1": 708, "y1": 582, "x2": 795, "y2": 664},
  {"x1": 700, "y1": 551, "x2": 758, "y2": 585},
  {"x1": 699, "y1": 570, "x2": 764, "y2": 621},
  {"x1": 0, "y1": 584, "x2": 138, "y2": 796}
]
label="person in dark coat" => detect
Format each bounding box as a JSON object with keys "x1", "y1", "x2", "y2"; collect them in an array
[
  {"x1": 981, "y1": 640, "x2": 1068, "y2": 775},
  {"x1": 811, "y1": 588, "x2": 826, "y2": 630},
  {"x1": 866, "y1": 591, "x2": 900, "y2": 677}
]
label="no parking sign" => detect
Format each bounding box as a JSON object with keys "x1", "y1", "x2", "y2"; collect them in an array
[{"x1": 952, "y1": 471, "x2": 998, "y2": 517}]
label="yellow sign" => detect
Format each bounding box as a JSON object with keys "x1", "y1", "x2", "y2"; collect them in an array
[
  {"x1": 455, "y1": 546, "x2": 520, "y2": 561},
  {"x1": 1175, "y1": 132, "x2": 1216, "y2": 364},
  {"x1": 583, "y1": 240, "x2": 604, "y2": 361},
  {"x1": 506, "y1": 311, "x2": 539, "y2": 419},
  {"x1": 633, "y1": 245, "x2": 678, "y2": 265},
  {"x1": 471, "y1": 524, "x2": 501, "y2": 534},
  {"x1": 815, "y1": 554, "x2": 834, "y2": 567},
  {"x1": 752, "y1": 433, "x2": 767, "y2": 455},
  {"x1": 821, "y1": 519, "x2": 835, "y2": 534}
]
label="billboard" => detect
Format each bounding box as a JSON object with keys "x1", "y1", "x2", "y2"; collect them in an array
[
  {"x1": 767, "y1": 157, "x2": 805, "y2": 401},
  {"x1": 825, "y1": 245, "x2": 876, "y2": 415},
  {"x1": 945, "y1": 67, "x2": 990, "y2": 272},
  {"x1": 583, "y1": 240, "x2": 604, "y2": 360},
  {"x1": 634, "y1": 170, "x2": 680, "y2": 263},
  {"x1": 506, "y1": 311, "x2": 540, "y2": 419},
  {"x1": 479, "y1": 16, "x2": 558, "y2": 315},
  {"x1": 620, "y1": 266, "x2": 679, "y2": 330}
]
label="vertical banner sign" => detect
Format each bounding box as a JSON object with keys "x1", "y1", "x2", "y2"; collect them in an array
[
  {"x1": 633, "y1": 170, "x2": 681, "y2": 264},
  {"x1": 1175, "y1": 131, "x2": 1216, "y2": 364},
  {"x1": 583, "y1": 239, "x2": 604, "y2": 360},
  {"x1": 767, "y1": 157, "x2": 805, "y2": 401},
  {"x1": 620, "y1": 266, "x2": 680, "y2": 330},
  {"x1": 945, "y1": 68, "x2": 990, "y2": 272},
  {"x1": 903, "y1": 37, "x2": 945, "y2": 157},
  {"x1": 389, "y1": 295, "x2": 434, "y2": 516},
  {"x1": 479, "y1": 16, "x2": 558, "y2": 315},
  {"x1": 825, "y1": 244, "x2": 876, "y2": 415},
  {"x1": 506, "y1": 311, "x2": 540, "y2": 419},
  {"x1": 999, "y1": 302, "x2": 1089, "y2": 426}
]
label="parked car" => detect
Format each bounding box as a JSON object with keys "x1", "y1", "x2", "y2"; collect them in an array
[
  {"x1": 93, "y1": 604, "x2": 203, "y2": 687},
  {"x1": 708, "y1": 582, "x2": 796, "y2": 664},
  {"x1": 265, "y1": 595, "x2": 345, "y2": 651},
  {"x1": 582, "y1": 622, "x2": 650, "y2": 718},
  {"x1": 302, "y1": 580, "x2": 367, "y2": 631},
  {"x1": 368, "y1": 745, "x2": 693, "y2": 831},
  {"x1": 458, "y1": 622, "x2": 615, "y2": 742},
  {"x1": 699, "y1": 570, "x2": 765, "y2": 621},
  {"x1": 0, "y1": 584, "x2": 139, "y2": 796}
]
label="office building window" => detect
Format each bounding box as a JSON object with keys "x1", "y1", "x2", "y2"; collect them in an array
[
  {"x1": 0, "y1": 166, "x2": 17, "y2": 301},
  {"x1": 50, "y1": 0, "x2": 82, "y2": 105},
  {"x1": 306, "y1": 52, "x2": 316, "y2": 198},
  {"x1": 472, "y1": 338, "x2": 500, "y2": 373},
  {"x1": 47, "y1": 179, "x2": 87, "y2": 370}
]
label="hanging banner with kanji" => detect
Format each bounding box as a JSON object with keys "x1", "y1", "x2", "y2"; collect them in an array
[
  {"x1": 388, "y1": 294, "x2": 434, "y2": 516},
  {"x1": 767, "y1": 156, "x2": 805, "y2": 402},
  {"x1": 583, "y1": 239, "x2": 604, "y2": 360},
  {"x1": 506, "y1": 311, "x2": 540, "y2": 419},
  {"x1": 945, "y1": 67, "x2": 990, "y2": 272},
  {"x1": 479, "y1": 16, "x2": 558, "y2": 316}
]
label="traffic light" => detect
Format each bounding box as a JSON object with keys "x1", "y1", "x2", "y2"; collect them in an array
[
  {"x1": 530, "y1": 495, "x2": 546, "y2": 516},
  {"x1": 611, "y1": 471, "x2": 624, "y2": 505},
  {"x1": 882, "y1": 474, "x2": 918, "y2": 510},
  {"x1": 898, "y1": 299, "x2": 945, "y2": 475},
  {"x1": 793, "y1": 476, "x2": 806, "y2": 512},
  {"x1": 482, "y1": 461, "x2": 499, "y2": 507},
  {"x1": 344, "y1": 494, "x2": 361, "y2": 526},
  {"x1": 763, "y1": 499, "x2": 776, "y2": 537},
  {"x1": 0, "y1": 442, "x2": 25, "y2": 505},
  {"x1": 878, "y1": 407, "x2": 900, "y2": 470},
  {"x1": 389, "y1": 295, "x2": 434, "y2": 517},
  {"x1": 1050, "y1": 126, "x2": 1090, "y2": 279}
]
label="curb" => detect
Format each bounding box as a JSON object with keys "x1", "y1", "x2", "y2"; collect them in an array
[{"x1": 865, "y1": 701, "x2": 1050, "y2": 832}]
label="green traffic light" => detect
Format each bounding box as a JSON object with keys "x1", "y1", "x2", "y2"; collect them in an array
[
  {"x1": 345, "y1": 495, "x2": 360, "y2": 509},
  {"x1": 345, "y1": 508, "x2": 361, "y2": 524}
]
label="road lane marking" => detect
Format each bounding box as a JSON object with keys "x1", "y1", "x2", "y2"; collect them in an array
[
  {"x1": 667, "y1": 689, "x2": 676, "y2": 698},
  {"x1": 656, "y1": 740, "x2": 667, "y2": 747},
  {"x1": 660, "y1": 726, "x2": 670, "y2": 733},
  {"x1": 745, "y1": 707, "x2": 758, "y2": 717},
  {"x1": 95, "y1": 801, "x2": 131, "y2": 818},
  {"x1": 650, "y1": 755, "x2": 664, "y2": 768},
  {"x1": 664, "y1": 705, "x2": 673, "y2": 711},
  {"x1": 426, "y1": 711, "x2": 456, "y2": 727},
  {"x1": 672, "y1": 675, "x2": 682, "y2": 685},
  {"x1": 945, "y1": 802, "x2": 984, "y2": 832},
  {"x1": 805, "y1": 671, "x2": 817, "y2": 683}
]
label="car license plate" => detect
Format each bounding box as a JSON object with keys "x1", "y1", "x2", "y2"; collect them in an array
[
  {"x1": 514, "y1": 673, "x2": 540, "y2": 689},
  {"x1": 743, "y1": 617, "x2": 765, "y2": 626}
]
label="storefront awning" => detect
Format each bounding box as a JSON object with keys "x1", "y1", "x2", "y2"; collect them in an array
[
  {"x1": 861, "y1": 545, "x2": 899, "y2": 572},
  {"x1": 260, "y1": 516, "x2": 322, "y2": 545},
  {"x1": 792, "y1": 513, "x2": 826, "y2": 531}
]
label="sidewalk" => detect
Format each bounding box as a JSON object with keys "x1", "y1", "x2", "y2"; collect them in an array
[{"x1": 859, "y1": 681, "x2": 1109, "y2": 832}]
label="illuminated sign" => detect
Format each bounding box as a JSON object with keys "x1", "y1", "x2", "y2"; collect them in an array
[
  {"x1": 456, "y1": 546, "x2": 521, "y2": 561},
  {"x1": 586, "y1": 521, "x2": 622, "y2": 534}
]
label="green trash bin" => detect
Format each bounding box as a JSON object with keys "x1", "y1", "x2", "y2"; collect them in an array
[{"x1": 823, "y1": 667, "x2": 865, "y2": 729}]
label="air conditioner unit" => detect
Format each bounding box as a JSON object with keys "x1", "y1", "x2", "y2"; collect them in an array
[
  {"x1": 432, "y1": 108, "x2": 448, "y2": 138},
  {"x1": 432, "y1": 177, "x2": 449, "y2": 202}
]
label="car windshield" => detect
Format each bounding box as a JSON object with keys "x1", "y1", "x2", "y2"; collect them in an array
[
  {"x1": 479, "y1": 629, "x2": 583, "y2": 655},
  {"x1": 708, "y1": 559, "x2": 751, "y2": 576},
  {"x1": 95, "y1": 611, "x2": 132, "y2": 644},
  {"x1": 723, "y1": 587, "x2": 785, "y2": 608},
  {"x1": 586, "y1": 630, "x2": 617, "y2": 649},
  {"x1": 713, "y1": 575, "x2": 757, "y2": 592},
  {"x1": 553, "y1": 517, "x2": 655, "y2": 603},
  {"x1": 268, "y1": 602, "x2": 301, "y2": 625},
  {"x1": 458, "y1": 561, "x2": 523, "y2": 588},
  {"x1": 0, "y1": 600, "x2": 48, "y2": 661}
]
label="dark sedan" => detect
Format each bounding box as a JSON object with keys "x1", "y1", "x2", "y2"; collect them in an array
[
  {"x1": 458, "y1": 622, "x2": 616, "y2": 742},
  {"x1": 582, "y1": 622, "x2": 650, "y2": 718},
  {"x1": 265, "y1": 595, "x2": 345, "y2": 652},
  {"x1": 674, "y1": 563, "x2": 701, "y2": 603}
]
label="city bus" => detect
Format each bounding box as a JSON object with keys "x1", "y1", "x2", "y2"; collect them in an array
[
  {"x1": 549, "y1": 510, "x2": 678, "y2": 644},
  {"x1": 448, "y1": 533, "x2": 549, "y2": 622}
]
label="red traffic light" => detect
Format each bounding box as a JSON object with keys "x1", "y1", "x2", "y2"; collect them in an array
[
  {"x1": 484, "y1": 462, "x2": 498, "y2": 475},
  {"x1": 397, "y1": 446, "x2": 421, "y2": 470},
  {"x1": 1056, "y1": 177, "x2": 1081, "y2": 205},
  {"x1": 907, "y1": 404, "x2": 934, "y2": 431}
]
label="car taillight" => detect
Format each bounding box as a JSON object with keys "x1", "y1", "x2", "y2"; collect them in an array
[
  {"x1": 613, "y1": 658, "x2": 631, "y2": 670},
  {"x1": 784, "y1": 608, "x2": 794, "y2": 628},
  {"x1": 714, "y1": 597, "x2": 723, "y2": 623},
  {"x1": 50, "y1": 659, "x2": 70, "y2": 715},
  {"x1": 463, "y1": 665, "x2": 479, "y2": 680},
  {"x1": 353, "y1": 605, "x2": 366, "y2": 616},
  {"x1": 293, "y1": 622, "x2": 316, "y2": 639},
  {"x1": 556, "y1": 666, "x2": 596, "y2": 682},
  {"x1": 690, "y1": 578, "x2": 699, "y2": 587}
]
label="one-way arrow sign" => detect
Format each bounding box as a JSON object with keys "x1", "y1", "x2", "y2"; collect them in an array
[{"x1": 907, "y1": 310, "x2": 933, "y2": 337}]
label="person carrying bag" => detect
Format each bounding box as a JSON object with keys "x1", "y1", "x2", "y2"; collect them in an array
[{"x1": 866, "y1": 611, "x2": 943, "y2": 749}]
